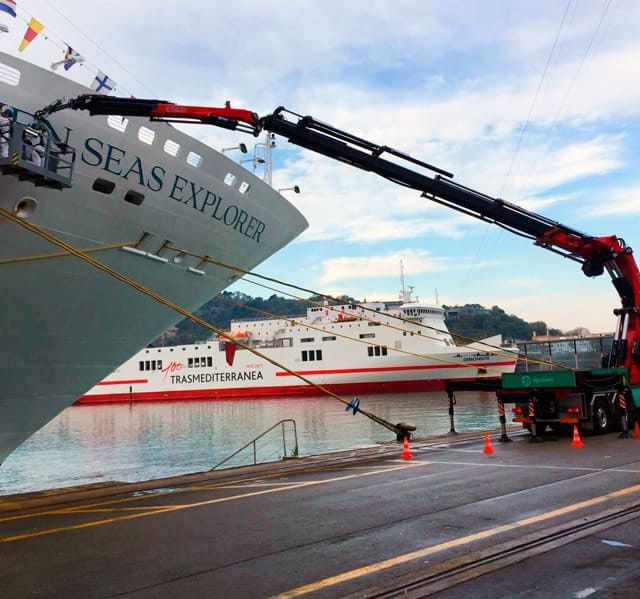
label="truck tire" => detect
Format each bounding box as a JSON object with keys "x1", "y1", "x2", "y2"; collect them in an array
[{"x1": 592, "y1": 399, "x2": 611, "y2": 434}]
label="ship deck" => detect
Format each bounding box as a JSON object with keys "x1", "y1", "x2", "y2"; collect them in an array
[{"x1": 2, "y1": 429, "x2": 640, "y2": 598}]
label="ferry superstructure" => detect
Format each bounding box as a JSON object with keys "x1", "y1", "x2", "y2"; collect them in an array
[
  {"x1": 0, "y1": 52, "x2": 307, "y2": 465},
  {"x1": 80, "y1": 291, "x2": 518, "y2": 402}
]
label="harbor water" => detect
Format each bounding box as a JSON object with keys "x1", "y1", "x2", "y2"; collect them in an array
[{"x1": 0, "y1": 391, "x2": 500, "y2": 495}]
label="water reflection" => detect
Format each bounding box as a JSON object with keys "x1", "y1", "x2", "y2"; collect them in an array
[{"x1": 0, "y1": 391, "x2": 500, "y2": 495}]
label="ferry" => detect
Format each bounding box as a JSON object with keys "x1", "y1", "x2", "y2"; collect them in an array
[
  {"x1": 79, "y1": 287, "x2": 519, "y2": 402},
  {"x1": 0, "y1": 51, "x2": 307, "y2": 464}
]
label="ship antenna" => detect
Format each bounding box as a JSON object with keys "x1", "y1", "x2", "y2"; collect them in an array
[{"x1": 399, "y1": 260, "x2": 412, "y2": 303}]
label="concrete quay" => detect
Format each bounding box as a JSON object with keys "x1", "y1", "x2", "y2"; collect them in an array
[{"x1": 1, "y1": 428, "x2": 640, "y2": 598}]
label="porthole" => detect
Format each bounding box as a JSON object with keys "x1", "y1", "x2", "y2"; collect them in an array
[
  {"x1": 138, "y1": 126, "x2": 156, "y2": 145},
  {"x1": 124, "y1": 190, "x2": 144, "y2": 205},
  {"x1": 107, "y1": 115, "x2": 128, "y2": 132},
  {"x1": 163, "y1": 139, "x2": 180, "y2": 156},
  {"x1": 92, "y1": 178, "x2": 115, "y2": 194},
  {"x1": 186, "y1": 151, "x2": 202, "y2": 167}
]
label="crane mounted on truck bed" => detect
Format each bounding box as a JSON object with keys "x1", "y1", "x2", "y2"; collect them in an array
[{"x1": 36, "y1": 94, "x2": 640, "y2": 436}]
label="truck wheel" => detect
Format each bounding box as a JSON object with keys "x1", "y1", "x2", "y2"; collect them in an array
[{"x1": 592, "y1": 399, "x2": 611, "y2": 434}]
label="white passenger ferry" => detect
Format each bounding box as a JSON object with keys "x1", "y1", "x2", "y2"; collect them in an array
[
  {"x1": 79, "y1": 287, "x2": 518, "y2": 402},
  {"x1": 0, "y1": 52, "x2": 307, "y2": 464}
]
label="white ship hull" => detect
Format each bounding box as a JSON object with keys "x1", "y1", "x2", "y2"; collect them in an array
[
  {"x1": 0, "y1": 53, "x2": 307, "y2": 464},
  {"x1": 81, "y1": 300, "x2": 519, "y2": 402}
]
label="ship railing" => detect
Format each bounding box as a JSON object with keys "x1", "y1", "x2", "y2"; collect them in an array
[
  {"x1": 210, "y1": 419, "x2": 299, "y2": 471},
  {"x1": 0, "y1": 104, "x2": 75, "y2": 189}
]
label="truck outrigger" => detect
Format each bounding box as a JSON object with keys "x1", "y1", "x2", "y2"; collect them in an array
[{"x1": 36, "y1": 93, "x2": 640, "y2": 438}]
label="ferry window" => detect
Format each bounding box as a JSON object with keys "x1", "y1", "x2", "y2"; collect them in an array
[
  {"x1": 239, "y1": 181, "x2": 250, "y2": 194},
  {"x1": 92, "y1": 178, "x2": 115, "y2": 194},
  {"x1": 301, "y1": 350, "x2": 308, "y2": 362},
  {"x1": 107, "y1": 115, "x2": 128, "y2": 132},
  {"x1": 157, "y1": 360, "x2": 163, "y2": 370},
  {"x1": 224, "y1": 173, "x2": 237, "y2": 186},
  {"x1": 187, "y1": 151, "x2": 202, "y2": 168},
  {"x1": 301, "y1": 337, "x2": 314, "y2": 343},
  {"x1": 138, "y1": 126, "x2": 156, "y2": 145},
  {"x1": 145, "y1": 360, "x2": 150, "y2": 370},
  {"x1": 368, "y1": 347, "x2": 374, "y2": 357},
  {"x1": 359, "y1": 333, "x2": 375, "y2": 339},
  {"x1": 139, "y1": 361, "x2": 144, "y2": 371},
  {"x1": 207, "y1": 357, "x2": 213, "y2": 367},
  {"x1": 188, "y1": 358, "x2": 194, "y2": 368},
  {"x1": 309, "y1": 351, "x2": 315, "y2": 361},
  {"x1": 163, "y1": 139, "x2": 180, "y2": 156},
  {"x1": 322, "y1": 336, "x2": 336, "y2": 341},
  {"x1": 124, "y1": 190, "x2": 144, "y2": 206},
  {"x1": 374, "y1": 346, "x2": 381, "y2": 356},
  {"x1": 194, "y1": 357, "x2": 200, "y2": 367},
  {"x1": 316, "y1": 350, "x2": 322, "y2": 361},
  {"x1": 382, "y1": 347, "x2": 388, "y2": 356},
  {"x1": 368, "y1": 322, "x2": 380, "y2": 326},
  {"x1": 151, "y1": 361, "x2": 156, "y2": 370},
  {"x1": 0, "y1": 62, "x2": 20, "y2": 85}
]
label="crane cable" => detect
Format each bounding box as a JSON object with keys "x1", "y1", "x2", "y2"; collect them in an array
[{"x1": 0, "y1": 206, "x2": 401, "y2": 436}]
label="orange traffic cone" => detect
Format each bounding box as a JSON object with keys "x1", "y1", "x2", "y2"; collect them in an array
[
  {"x1": 483, "y1": 433, "x2": 495, "y2": 455},
  {"x1": 571, "y1": 425, "x2": 584, "y2": 448},
  {"x1": 401, "y1": 436, "x2": 413, "y2": 460},
  {"x1": 634, "y1": 421, "x2": 640, "y2": 440}
]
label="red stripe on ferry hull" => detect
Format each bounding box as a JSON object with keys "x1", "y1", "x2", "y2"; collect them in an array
[{"x1": 75, "y1": 375, "x2": 506, "y2": 404}]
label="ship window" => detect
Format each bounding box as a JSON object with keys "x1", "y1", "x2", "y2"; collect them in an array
[
  {"x1": 309, "y1": 351, "x2": 315, "y2": 361},
  {"x1": 322, "y1": 336, "x2": 336, "y2": 341},
  {"x1": 107, "y1": 115, "x2": 128, "y2": 132},
  {"x1": 139, "y1": 361, "x2": 144, "y2": 371},
  {"x1": 150, "y1": 361, "x2": 156, "y2": 370},
  {"x1": 194, "y1": 357, "x2": 200, "y2": 367},
  {"x1": 316, "y1": 350, "x2": 322, "y2": 361},
  {"x1": 124, "y1": 190, "x2": 144, "y2": 205},
  {"x1": 157, "y1": 360, "x2": 163, "y2": 370},
  {"x1": 359, "y1": 333, "x2": 375, "y2": 339},
  {"x1": 145, "y1": 360, "x2": 151, "y2": 370},
  {"x1": 187, "y1": 151, "x2": 202, "y2": 168},
  {"x1": 367, "y1": 347, "x2": 373, "y2": 357},
  {"x1": 163, "y1": 139, "x2": 180, "y2": 156},
  {"x1": 382, "y1": 346, "x2": 388, "y2": 356},
  {"x1": 368, "y1": 321, "x2": 380, "y2": 326},
  {"x1": 301, "y1": 350, "x2": 308, "y2": 362},
  {"x1": 301, "y1": 337, "x2": 314, "y2": 343},
  {"x1": 0, "y1": 62, "x2": 20, "y2": 85},
  {"x1": 207, "y1": 357, "x2": 213, "y2": 367},
  {"x1": 374, "y1": 346, "x2": 381, "y2": 356},
  {"x1": 92, "y1": 178, "x2": 115, "y2": 194},
  {"x1": 138, "y1": 126, "x2": 156, "y2": 145},
  {"x1": 239, "y1": 181, "x2": 250, "y2": 194},
  {"x1": 224, "y1": 173, "x2": 237, "y2": 186},
  {"x1": 188, "y1": 358, "x2": 193, "y2": 368}
]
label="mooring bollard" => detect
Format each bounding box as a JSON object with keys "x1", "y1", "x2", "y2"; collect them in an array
[
  {"x1": 498, "y1": 399, "x2": 512, "y2": 442},
  {"x1": 446, "y1": 389, "x2": 458, "y2": 435},
  {"x1": 618, "y1": 392, "x2": 631, "y2": 438}
]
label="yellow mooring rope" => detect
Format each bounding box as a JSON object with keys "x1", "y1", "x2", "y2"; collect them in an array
[{"x1": 0, "y1": 206, "x2": 400, "y2": 436}]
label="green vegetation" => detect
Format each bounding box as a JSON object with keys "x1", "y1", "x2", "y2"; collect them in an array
[{"x1": 151, "y1": 294, "x2": 566, "y2": 347}]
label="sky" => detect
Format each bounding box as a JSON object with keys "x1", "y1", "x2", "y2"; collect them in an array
[{"x1": 2, "y1": 0, "x2": 639, "y2": 333}]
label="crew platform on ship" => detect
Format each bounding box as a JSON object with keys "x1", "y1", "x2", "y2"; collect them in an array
[{"x1": 2, "y1": 429, "x2": 640, "y2": 598}]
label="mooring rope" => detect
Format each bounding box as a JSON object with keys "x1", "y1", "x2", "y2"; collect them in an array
[{"x1": 0, "y1": 206, "x2": 400, "y2": 435}]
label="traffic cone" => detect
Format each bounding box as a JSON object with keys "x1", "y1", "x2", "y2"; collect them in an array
[
  {"x1": 634, "y1": 421, "x2": 640, "y2": 440},
  {"x1": 571, "y1": 425, "x2": 584, "y2": 448},
  {"x1": 483, "y1": 432, "x2": 495, "y2": 455},
  {"x1": 401, "y1": 436, "x2": 413, "y2": 460}
]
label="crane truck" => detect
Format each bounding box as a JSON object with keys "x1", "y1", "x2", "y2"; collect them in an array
[{"x1": 35, "y1": 94, "x2": 640, "y2": 439}]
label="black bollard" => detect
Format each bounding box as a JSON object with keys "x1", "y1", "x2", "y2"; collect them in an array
[
  {"x1": 498, "y1": 399, "x2": 512, "y2": 442},
  {"x1": 446, "y1": 390, "x2": 458, "y2": 435}
]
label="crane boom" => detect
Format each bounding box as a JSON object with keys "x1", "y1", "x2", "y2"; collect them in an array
[{"x1": 37, "y1": 94, "x2": 640, "y2": 384}]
